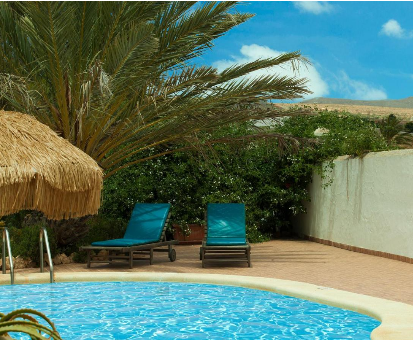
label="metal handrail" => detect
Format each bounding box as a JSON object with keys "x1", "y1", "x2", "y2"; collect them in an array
[
  {"x1": 2, "y1": 227, "x2": 14, "y2": 284},
  {"x1": 40, "y1": 227, "x2": 54, "y2": 283}
]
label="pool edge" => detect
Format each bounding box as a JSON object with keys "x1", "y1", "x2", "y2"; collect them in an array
[{"x1": 2, "y1": 271, "x2": 413, "y2": 340}]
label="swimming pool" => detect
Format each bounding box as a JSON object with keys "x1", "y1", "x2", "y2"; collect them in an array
[{"x1": 0, "y1": 281, "x2": 379, "y2": 339}]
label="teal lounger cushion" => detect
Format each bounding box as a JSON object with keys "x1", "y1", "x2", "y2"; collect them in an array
[
  {"x1": 91, "y1": 203, "x2": 170, "y2": 247},
  {"x1": 206, "y1": 237, "x2": 247, "y2": 246},
  {"x1": 206, "y1": 203, "x2": 247, "y2": 245}
]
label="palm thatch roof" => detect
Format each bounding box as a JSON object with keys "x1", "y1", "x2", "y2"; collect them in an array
[{"x1": 0, "y1": 110, "x2": 103, "y2": 220}]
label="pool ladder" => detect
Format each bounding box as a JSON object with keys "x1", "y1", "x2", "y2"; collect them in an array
[
  {"x1": 1, "y1": 227, "x2": 54, "y2": 284},
  {"x1": 40, "y1": 227, "x2": 54, "y2": 283},
  {"x1": 1, "y1": 227, "x2": 14, "y2": 284}
]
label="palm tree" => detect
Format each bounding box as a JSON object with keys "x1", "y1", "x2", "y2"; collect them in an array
[
  {"x1": 0, "y1": 1, "x2": 311, "y2": 177},
  {"x1": 377, "y1": 114, "x2": 413, "y2": 148}
]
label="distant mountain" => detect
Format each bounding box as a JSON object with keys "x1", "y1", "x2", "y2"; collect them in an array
[{"x1": 301, "y1": 97, "x2": 413, "y2": 109}]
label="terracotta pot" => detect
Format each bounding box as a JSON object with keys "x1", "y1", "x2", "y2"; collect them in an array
[{"x1": 173, "y1": 224, "x2": 205, "y2": 245}]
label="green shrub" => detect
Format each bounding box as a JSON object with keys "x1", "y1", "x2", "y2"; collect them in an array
[
  {"x1": 246, "y1": 224, "x2": 271, "y2": 243},
  {"x1": 377, "y1": 114, "x2": 403, "y2": 142},
  {"x1": 81, "y1": 216, "x2": 127, "y2": 245},
  {"x1": 100, "y1": 126, "x2": 309, "y2": 241},
  {"x1": 74, "y1": 216, "x2": 127, "y2": 262},
  {"x1": 8, "y1": 222, "x2": 57, "y2": 266},
  {"x1": 276, "y1": 109, "x2": 390, "y2": 157},
  {"x1": 405, "y1": 122, "x2": 413, "y2": 133},
  {"x1": 101, "y1": 151, "x2": 207, "y2": 227}
]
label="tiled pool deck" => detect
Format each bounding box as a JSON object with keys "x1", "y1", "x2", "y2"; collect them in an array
[{"x1": 10, "y1": 239, "x2": 413, "y2": 306}]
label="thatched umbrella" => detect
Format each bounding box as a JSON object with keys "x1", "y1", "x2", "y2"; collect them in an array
[{"x1": 0, "y1": 110, "x2": 103, "y2": 220}]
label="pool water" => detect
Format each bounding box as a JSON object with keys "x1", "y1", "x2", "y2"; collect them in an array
[{"x1": 0, "y1": 281, "x2": 380, "y2": 339}]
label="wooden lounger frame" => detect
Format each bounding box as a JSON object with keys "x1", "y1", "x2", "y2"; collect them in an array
[
  {"x1": 80, "y1": 212, "x2": 178, "y2": 268},
  {"x1": 200, "y1": 217, "x2": 251, "y2": 268}
]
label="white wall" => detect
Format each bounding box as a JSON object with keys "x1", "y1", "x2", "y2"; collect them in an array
[{"x1": 293, "y1": 149, "x2": 413, "y2": 259}]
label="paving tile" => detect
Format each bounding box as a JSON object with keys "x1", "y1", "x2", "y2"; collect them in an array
[{"x1": 11, "y1": 239, "x2": 413, "y2": 305}]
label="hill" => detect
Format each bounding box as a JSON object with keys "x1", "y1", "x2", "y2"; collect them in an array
[
  {"x1": 301, "y1": 97, "x2": 413, "y2": 109},
  {"x1": 277, "y1": 97, "x2": 413, "y2": 120}
]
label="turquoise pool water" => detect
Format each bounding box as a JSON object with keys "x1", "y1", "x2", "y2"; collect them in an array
[{"x1": 0, "y1": 281, "x2": 380, "y2": 339}]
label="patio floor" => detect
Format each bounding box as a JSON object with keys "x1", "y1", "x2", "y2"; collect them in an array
[{"x1": 11, "y1": 239, "x2": 413, "y2": 305}]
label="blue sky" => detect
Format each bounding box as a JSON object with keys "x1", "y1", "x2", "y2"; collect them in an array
[{"x1": 199, "y1": 1, "x2": 413, "y2": 101}]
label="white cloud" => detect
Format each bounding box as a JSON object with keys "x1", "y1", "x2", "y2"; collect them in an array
[
  {"x1": 293, "y1": 1, "x2": 333, "y2": 15},
  {"x1": 380, "y1": 19, "x2": 413, "y2": 39},
  {"x1": 213, "y1": 44, "x2": 329, "y2": 100},
  {"x1": 334, "y1": 71, "x2": 387, "y2": 100},
  {"x1": 381, "y1": 19, "x2": 404, "y2": 38}
]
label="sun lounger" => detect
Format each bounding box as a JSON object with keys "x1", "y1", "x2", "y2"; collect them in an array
[
  {"x1": 80, "y1": 203, "x2": 178, "y2": 268},
  {"x1": 200, "y1": 203, "x2": 251, "y2": 268}
]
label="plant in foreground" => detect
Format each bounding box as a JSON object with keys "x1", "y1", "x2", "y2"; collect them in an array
[{"x1": 0, "y1": 309, "x2": 62, "y2": 340}]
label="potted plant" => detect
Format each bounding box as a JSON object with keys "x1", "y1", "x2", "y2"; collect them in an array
[{"x1": 173, "y1": 223, "x2": 205, "y2": 245}]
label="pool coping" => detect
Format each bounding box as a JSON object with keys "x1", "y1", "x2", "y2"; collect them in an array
[{"x1": 1, "y1": 271, "x2": 413, "y2": 340}]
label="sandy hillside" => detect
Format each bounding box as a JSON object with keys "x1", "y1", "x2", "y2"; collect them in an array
[{"x1": 278, "y1": 103, "x2": 413, "y2": 121}]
